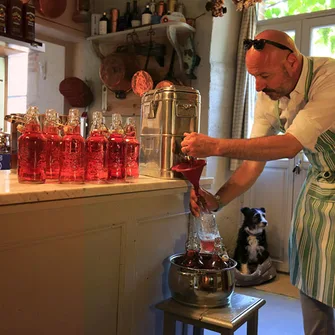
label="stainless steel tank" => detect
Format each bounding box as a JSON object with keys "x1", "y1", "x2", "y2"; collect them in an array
[{"x1": 140, "y1": 85, "x2": 201, "y2": 179}]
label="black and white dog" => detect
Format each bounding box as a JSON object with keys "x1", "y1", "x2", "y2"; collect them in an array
[{"x1": 234, "y1": 207, "x2": 269, "y2": 275}]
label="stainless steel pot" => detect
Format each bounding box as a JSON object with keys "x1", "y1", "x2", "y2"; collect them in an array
[{"x1": 168, "y1": 253, "x2": 237, "y2": 308}]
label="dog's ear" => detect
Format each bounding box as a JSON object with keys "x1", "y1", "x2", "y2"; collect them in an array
[
  {"x1": 241, "y1": 207, "x2": 251, "y2": 216},
  {"x1": 259, "y1": 207, "x2": 266, "y2": 213}
]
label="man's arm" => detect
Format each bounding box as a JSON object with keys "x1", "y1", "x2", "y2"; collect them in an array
[
  {"x1": 182, "y1": 132, "x2": 303, "y2": 161},
  {"x1": 215, "y1": 133, "x2": 303, "y2": 161},
  {"x1": 216, "y1": 160, "x2": 266, "y2": 206}
]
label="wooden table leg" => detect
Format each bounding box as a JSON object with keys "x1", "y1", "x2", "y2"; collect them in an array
[
  {"x1": 193, "y1": 326, "x2": 204, "y2": 335},
  {"x1": 163, "y1": 312, "x2": 177, "y2": 335},
  {"x1": 247, "y1": 311, "x2": 259, "y2": 335}
]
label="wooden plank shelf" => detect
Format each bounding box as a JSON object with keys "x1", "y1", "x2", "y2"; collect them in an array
[{"x1": 0, "y1": 34, "x2": 45, "y2": 57}]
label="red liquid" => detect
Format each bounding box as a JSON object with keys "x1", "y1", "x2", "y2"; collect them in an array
[
  {"x1": 180, "y1": 250, "x2": 204, "y2": 268},
  {"x1": 59, "y1": 127, "x2": 85, "y2": 183},
  {"x1": 86, "y1": 131, "x2": 108, "y2": 183},
  {"x1": 200, "y1": 239, "x2": 215, "y2": 253},
  {"x1": 18, "y1": 123, "x2": 47, "y2": 183},
  {"x1": 208, "y1": 254, "x2": 227, "y2": 270},
  {"x1": 44, "y1": 126, "x2": 61, "y2": 181},
  {"x1": 108, "y1": 133, "x2": 125, "y2": 181},
  {"x1": 124, "y1": 136, "x2": 139, "y2": 181}
]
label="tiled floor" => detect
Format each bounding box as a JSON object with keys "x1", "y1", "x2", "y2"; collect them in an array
[{"x1": 205, "y1": 286, "x2": 304, "y2": 335}]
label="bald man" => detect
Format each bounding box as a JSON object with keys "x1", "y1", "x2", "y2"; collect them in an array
[{"x1": 181, "y1": 30, "x2": 335, "y2": 334}]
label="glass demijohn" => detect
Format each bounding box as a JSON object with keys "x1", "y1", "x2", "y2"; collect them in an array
[
  {"x1": 59, "y1": 108, "x2": 85, "y2": 183},
  {"x1": 124, "y1": 117, "x2": 139, "y2": 181},
  {"x1": 180, "y1": 215, "x2": 204, "y2": 268},
  {"x1": 85, "y1": 111, "x2": 108, "y2": 183},
  {"x1": 43, "y1": 109, "x2": 62, "y2": 181},
  {"x1": 18, "y1": 106, "x2": 47, "y2": 183}
]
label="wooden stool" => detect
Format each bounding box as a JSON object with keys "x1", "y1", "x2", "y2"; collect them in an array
[{"x1": 156, "y1": 293, "x2": 266, "y2": 335}]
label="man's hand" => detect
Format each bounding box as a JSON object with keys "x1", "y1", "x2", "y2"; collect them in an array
[
  {"x1": 181, "y1": 132, "x2": 219, "y2": 158},
  {"x1": 190, "y1": 187, "x2": 220, "y2": 217}
]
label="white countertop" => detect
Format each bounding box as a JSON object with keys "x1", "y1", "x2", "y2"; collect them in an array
[{"x1": 0, "y1": 170, "x2": 213, "y2": 206}]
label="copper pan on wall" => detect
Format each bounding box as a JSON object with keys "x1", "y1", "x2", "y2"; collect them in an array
[{"x1": 34, "y1": 0, "x2": 67, "y2": 19}]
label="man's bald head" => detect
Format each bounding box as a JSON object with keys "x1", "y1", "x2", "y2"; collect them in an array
[{"x1": 245, "y1": 29, "x2": 303, "y2": 100}]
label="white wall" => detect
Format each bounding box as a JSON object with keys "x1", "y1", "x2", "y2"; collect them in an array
[
  {"x1": 207, "y1": 2, "x2": 243, "y2": 255},
  {"x1": 27, "y1": 42, "x2": 65, "y2": 115},
  {"x1": 87, "y1": 0, "x2": 243, "y2": 253}
]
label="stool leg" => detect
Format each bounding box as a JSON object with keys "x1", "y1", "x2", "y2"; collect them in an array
[
  {"x1": 193, "y1": 326, "x2": 204, "y2": 335},
  {"x1": 247, "y1": 311, "x2": 259, "y2": 335},
  {"x1": 163, "y1": 312, "x2": 177, "y2": 335}
]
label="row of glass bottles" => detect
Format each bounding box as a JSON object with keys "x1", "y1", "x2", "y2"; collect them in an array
[
  {"x1": 17, "y1": 107, "x2": 139, "y2": 184},
  {"x1": 179, "y1": 211, "x2": 230, "y2": 270}
]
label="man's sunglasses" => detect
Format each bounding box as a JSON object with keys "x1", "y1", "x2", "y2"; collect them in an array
[{"x1": 243, "y1": 39, "x2": 293, "y2": 53}]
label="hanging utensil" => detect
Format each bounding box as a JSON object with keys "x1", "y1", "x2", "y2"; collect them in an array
[
  {"x1": 99, "y1": 33, "x2": 140, "y2": 99},
  {"x1": 131, "y1": 27, "x2": 154, "y2": 97},
  {"x1": 155, "y1": 49, "x2": 182, "y2": 88},
  {"x1": 34, "y1": 0, "x2": 67, "y2": 19}
]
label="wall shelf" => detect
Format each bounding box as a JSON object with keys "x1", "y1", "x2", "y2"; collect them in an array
[
  {"x1": 87, "y1": 22, "x2": 195, "y2": 71},
  {"x1": 0, "y1": 34, "x2": 45, "y2": 57}
]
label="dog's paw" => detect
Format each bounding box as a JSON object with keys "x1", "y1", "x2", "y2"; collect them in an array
[{"x1": 241, "y1": 263, "x2": 249, "y2": 275}]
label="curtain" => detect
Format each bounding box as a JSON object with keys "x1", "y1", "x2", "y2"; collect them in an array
[{"x1": 230, "y1": 6, "x2": 257, "y2": 171}]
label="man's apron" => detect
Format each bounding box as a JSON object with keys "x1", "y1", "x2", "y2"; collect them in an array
[{"x1": 275, "y1": 58, "x2": 335, "y2": 307}]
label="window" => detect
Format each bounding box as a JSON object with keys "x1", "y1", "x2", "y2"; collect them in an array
[
  {"x1": 258, "y1": 0, "x2": 335, "y2": 20},
  {"x1": 7, "y1": 53, "x2": 28, "y2": 116}
]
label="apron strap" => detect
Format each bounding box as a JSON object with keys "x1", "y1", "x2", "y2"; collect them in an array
[{"x1": 275, "y1": 58, "x2": 314, "y2": 133}]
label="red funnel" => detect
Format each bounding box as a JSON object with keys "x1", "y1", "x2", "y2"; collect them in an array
[{"x1": 172, "y1": 159, "x2": 206, "y2": 194}]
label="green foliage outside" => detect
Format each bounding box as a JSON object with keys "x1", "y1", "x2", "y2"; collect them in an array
[{"x1": 261, "y1": 0, "x2": 335, "y2": 55}]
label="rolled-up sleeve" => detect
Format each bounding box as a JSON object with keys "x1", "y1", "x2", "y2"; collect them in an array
[{"x1": 286, "y1": 72, "x2": 335, "y2": 151}]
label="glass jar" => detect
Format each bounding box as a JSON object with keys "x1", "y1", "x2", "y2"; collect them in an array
[
  {"x1": 85, "y1": 111, "x2": 108, "y2": 183},
  {"x1": 59, "y1": 109, "x2": 85, "y2": 184},
  {"x1": 18, "y1": 106, "x2": 47, "y2": 183}
]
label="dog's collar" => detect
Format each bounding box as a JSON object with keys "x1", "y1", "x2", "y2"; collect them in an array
[{"x1": 245, "y1": 227, "x2": 263, "y2": 236}]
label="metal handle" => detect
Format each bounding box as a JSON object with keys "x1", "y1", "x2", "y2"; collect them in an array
[{"x1": 293, "y1": 159, "x2": 301, "y2": 175}]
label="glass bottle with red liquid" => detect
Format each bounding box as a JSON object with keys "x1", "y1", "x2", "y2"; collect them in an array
[
  {"x1": 180, "y1": 215, "x2": 204, "y2": 268},
  {"x1": 206, "y1": 237, "x2": 229, "y2": 270},
  {"x1": 196, "y1": 210, "x2": 221, "y2": 254},
  {"x1": 124, "y1": 117, "x2": 139, "y2": 182},
  {"x1": 18, "y1": 106, "x2": 47, "y2": 183},
  {"x1": 108, "y1": 113, "x2": 125, "y2": 182},
  {"x1": 43, "y1": 109, "x2": 62, "y2": 181},
  {"x1": 85, "y1": 111, "x2": 108, "y2": 183},
  {"x1": 59, "y1": 109, "x2": 86, "y2": 184}
]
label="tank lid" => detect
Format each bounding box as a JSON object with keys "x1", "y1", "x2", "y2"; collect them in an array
[{"x1": 143, "y1": 85, "x2": 200, "y2": 97}]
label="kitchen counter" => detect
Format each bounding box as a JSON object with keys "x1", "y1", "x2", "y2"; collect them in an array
[
  {"x1": 0, "y1": 170, "x2": 213, "y2": 335},
  {"x1": 0, "y1": 170, "x2": 212, "y2": 206}
]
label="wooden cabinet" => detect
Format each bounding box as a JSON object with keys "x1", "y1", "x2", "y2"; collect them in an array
[{"x1": 0, "y1": 178, "x2": 212, "y2": 334}]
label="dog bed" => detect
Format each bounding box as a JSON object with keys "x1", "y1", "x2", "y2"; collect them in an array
[{"x1": 234, "y1": 257, "x2": 277, "y2": 287}]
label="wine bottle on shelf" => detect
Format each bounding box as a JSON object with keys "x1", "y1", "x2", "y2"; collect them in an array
[
  {"x1": 18, "y1": 106, "x2": 47, "y2": 184},
  {"x1": 85, "y1": 111, "x2": 108, "y2": 183},
  {"x1": 0, "y1": 0, "x2": 7, "y2": 34},
  {"x1": 99, "y1": 12, "x2": 109, "y2": 34},
  {"x1": 59, "y1": 109, "x2": 85, "y2": 184},
  {"x1": 141, "y1": 5, "x2": 152, "y2": 25},
  {"x1": 43, "y1": 109, "x2": 61, "y2": 181},
  {"x1": 124, "y1": 1, "x2": 131, "y2": 29},
  {"x1": 132, "y1": 0, "x2": 139, "y2": 18}
]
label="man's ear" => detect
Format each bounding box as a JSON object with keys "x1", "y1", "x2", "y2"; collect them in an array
[{"x1": 285, "y1": 53, "x2": 298, "y2": 76}]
